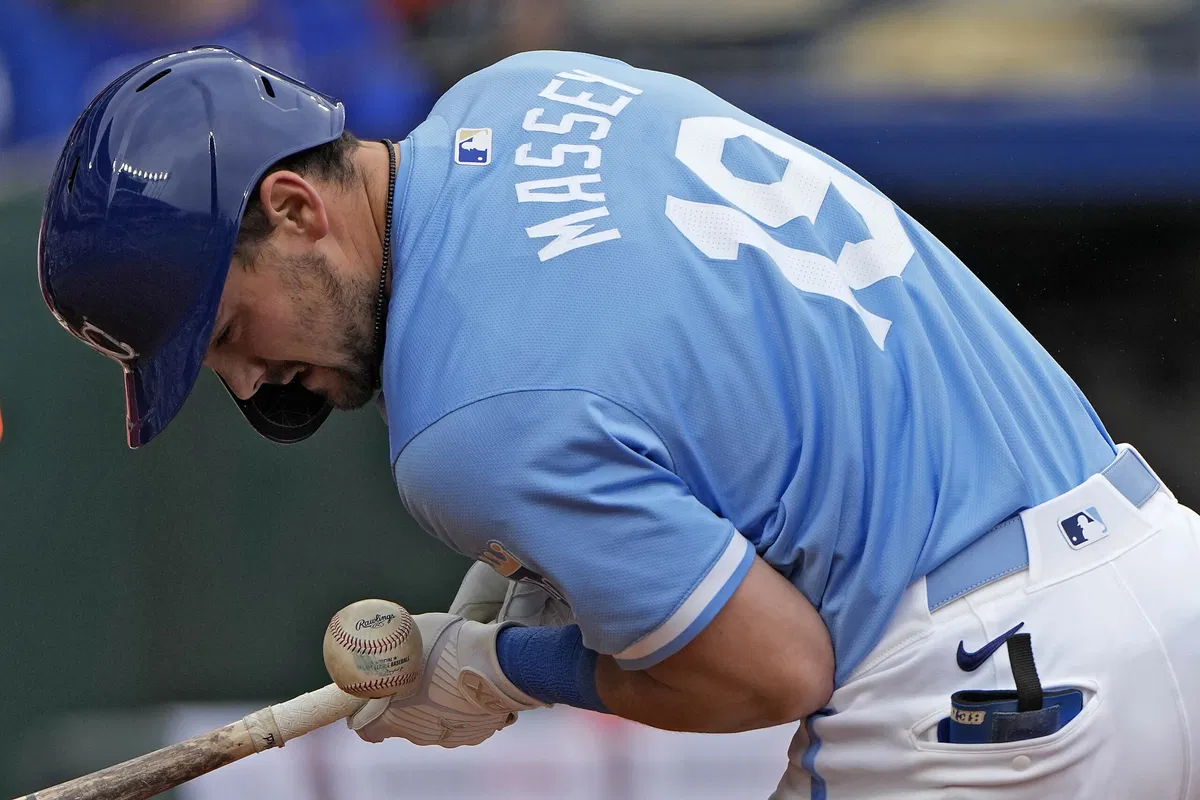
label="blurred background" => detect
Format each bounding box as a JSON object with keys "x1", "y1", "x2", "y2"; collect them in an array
[{"x1": 3, "y1": 0, "x2": 1200, "y2": 797}]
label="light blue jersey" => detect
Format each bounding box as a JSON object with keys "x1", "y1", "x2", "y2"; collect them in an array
[{"x1": 381, "y1": 51, "x2": 1116, "y2": 682}]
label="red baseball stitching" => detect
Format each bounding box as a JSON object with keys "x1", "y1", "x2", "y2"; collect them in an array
[
  {"x1": 341, "y1": 670, "x2": 420, "y2": 696},
  {"x1": 327, "y1": 612, "x2": 413, "y2": 655}
]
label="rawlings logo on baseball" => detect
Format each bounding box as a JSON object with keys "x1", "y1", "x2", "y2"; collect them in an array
[
  {"x1": 355, "y1": 613, "x2": 395, "y2": 631},
  {"x1": 324, "y1": 599, "x2": 424, "y2": 699}
]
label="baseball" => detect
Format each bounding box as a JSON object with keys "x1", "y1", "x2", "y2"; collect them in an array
[{"x1": 322, "y1": 599, "x2": 423, "y2": 699}]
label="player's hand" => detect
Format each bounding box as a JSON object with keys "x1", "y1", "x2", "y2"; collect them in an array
[
  {"x1": 347, "y1": 612, "x2": 544, "y2": 747},
  {"x1": 449, "y1": 562, "x2": 511, "y2": 623},
  {"x1": 450, "y1": 562, "x2": 576, "y2": 627}
]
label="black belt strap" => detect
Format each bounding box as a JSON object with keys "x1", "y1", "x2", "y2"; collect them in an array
[{"x1": 1007, "y1": 633, "x2": 1044, "y2": 712}]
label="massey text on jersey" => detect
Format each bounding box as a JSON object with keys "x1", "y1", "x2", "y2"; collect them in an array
[{"x1": 509, "y1": 68, "x2": 644, "y2": 263}]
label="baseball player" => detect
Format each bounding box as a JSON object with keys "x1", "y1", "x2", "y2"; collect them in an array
[{"x1": 38, "y1": 47, "x2": 1200, "y2": 798}]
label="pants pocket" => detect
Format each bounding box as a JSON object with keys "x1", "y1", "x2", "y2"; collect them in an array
[{"x1": 906, "y1": 680, "x2": 1103, "y2": 794}]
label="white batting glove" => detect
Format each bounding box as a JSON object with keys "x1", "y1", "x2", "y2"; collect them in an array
[
  {"x1": 450, "y1": 562, "x2": 576, "y2": 628},
  {"x1": 449, "y1": 562, "x2": 511, "y2": 623},
  {"x1": 499, "y1": 580, "x2": 576, "y2": 627},
  {"x1": 347, "y1": 612, "x2": 544, "y2": 747}
]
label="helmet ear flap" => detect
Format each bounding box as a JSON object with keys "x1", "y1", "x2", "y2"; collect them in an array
[{"x1": 220, "y1": 377, "x2": 332, "y2": 444}]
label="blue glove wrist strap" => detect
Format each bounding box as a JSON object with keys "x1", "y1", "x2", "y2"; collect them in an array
[{"x1": 496, "y1": 624, "x2": 611, "y2": 714}]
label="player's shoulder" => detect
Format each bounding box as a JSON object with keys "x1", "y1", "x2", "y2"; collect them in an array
[
  {"x1": 450, "y1": 50, "x2": 634, "y2": 88},
  {"x1": 430, "y1": 50, "x2": 683, "y2": 115},
  {"x1": 388, "y1": 388, "x2": 667, "y2": 490}
]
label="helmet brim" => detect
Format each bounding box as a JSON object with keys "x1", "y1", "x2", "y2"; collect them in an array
[{"x1": 123, "y1": 269, "x2": 224, "y2": 448}]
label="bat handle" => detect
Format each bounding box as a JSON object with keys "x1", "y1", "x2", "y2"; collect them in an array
[
  {"x1": 242, "y1": 683, "x2": 366, "y2": 751},
  {"x1": 14, "y1": 685, "x2": 366, "y2": 800}
]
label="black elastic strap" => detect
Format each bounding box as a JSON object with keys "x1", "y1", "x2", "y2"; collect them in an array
[{"x1": 1006, "y1": 633, "x2": 1043, "y2": 712}]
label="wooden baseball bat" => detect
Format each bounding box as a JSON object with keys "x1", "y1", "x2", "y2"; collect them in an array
[{"x1": 14, "y1": 683, "x2": 366, "y2": 800}]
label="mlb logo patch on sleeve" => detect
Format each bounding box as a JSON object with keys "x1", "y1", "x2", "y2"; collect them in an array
[
  {"x1": 455, "y1": 128, "x2": 492, "y2": 165},
  {"x1": 1059, "y1": 507, "x2": 1109, "y2": 549}
]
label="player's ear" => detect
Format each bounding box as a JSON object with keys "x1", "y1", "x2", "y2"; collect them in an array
[{"x1": 258, "y1": 170, "x2": 330, "y2": 243}]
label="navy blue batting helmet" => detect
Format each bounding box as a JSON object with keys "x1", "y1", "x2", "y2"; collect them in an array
[{"x1": 39, "y1": 46, "x2": 346, "y2": 447}]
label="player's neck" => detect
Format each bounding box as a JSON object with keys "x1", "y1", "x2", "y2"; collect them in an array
[{"x1": 352, "y1": 140, "x2": 399, "y2": 298}]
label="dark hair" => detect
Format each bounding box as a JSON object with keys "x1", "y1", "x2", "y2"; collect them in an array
[{"x1": 235, "y1": 130, "x2": 362, "y2": 265}]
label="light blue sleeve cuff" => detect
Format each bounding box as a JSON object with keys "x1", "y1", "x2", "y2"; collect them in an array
[{"x1": 613, "y1": 532, "x2": 755, "y2": 671}]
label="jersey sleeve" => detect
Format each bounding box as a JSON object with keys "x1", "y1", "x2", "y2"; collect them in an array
[{"x1": 392, "y1": 389, "x2": 755, "y2": 670}]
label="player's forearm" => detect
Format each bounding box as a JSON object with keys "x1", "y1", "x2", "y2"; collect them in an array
[
  {"x1": 494, "y1": 626, "x2": 795, "y2": 732},
  {"x1": 596, "y1": 557, "x2": 834, "y2": 732},
  {"x1": 497, "y1": 559, "x2": 834, "y2": 732},
  {"x1": 495, "y1": 626, "x2": 827, "y2": 734},
  {"x1": 595, "y1": 655, "x2": 809, "y2": 733}
]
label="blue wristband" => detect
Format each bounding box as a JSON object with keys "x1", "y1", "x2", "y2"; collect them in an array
[{"x1": 495, "y1": 624, "x2": 610, "y2": 714}]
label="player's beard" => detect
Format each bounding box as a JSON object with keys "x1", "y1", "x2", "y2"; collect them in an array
[{"x1": 280, "y1": 250, "x2": 378, "y2": 410}]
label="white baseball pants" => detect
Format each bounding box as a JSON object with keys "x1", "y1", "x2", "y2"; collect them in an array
[{"x1": 773, "y1": 446, "x2": 1200, "y2": 799}]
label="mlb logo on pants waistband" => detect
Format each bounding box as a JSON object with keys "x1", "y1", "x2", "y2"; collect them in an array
[
  {"x1": 1059, "y1": 506, "x2": 1109, "y2": 549},
  {"x1": 456, "y1": 128, "x2": 492, "y2": 165}
]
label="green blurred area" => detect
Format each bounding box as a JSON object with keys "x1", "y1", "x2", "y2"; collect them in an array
[{"x1": 0, "y1": 194, "x2": 469, "y2": 795}]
